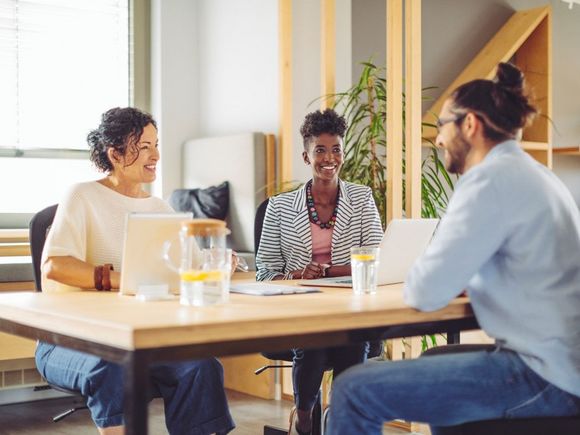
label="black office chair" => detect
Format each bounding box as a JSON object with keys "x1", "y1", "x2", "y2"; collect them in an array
[
  {"x1": 253, "y1": 198, "x2": 323, "y2": 434},
  {"x1": 422, "y1": 344, "x2": 580, "y2": 435},
  {"x1": 29, "y1": 204, "x2": 90, "y2": 422}
]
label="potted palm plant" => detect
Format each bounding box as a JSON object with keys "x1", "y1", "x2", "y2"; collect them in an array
[{"x1": 319, "y1": 61, "x2": 454, "y2": 228}]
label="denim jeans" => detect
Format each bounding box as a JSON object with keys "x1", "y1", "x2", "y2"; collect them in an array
[
  {"x1": 326, "y1": 346, "x2": 580, "y2": 435},
  {"x1": 292, "y1": 342, "x2": 368, "y2": 411},
  {"x1": 35, "y1": 342, "x2": 235, "y2": 435}
]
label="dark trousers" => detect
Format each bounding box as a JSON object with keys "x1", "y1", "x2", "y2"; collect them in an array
[{"x1": 292, "y1": 343, "x2": 368, "y2": 411}]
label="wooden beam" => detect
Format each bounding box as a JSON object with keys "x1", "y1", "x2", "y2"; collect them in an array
[
  {"x1": 321, "y1": 0, "x2": 336, "y2": 109},
  {"x1": 0, "y1": 244, "x2": 30, "y2": 257},
  {"x1": 422, "y1": 6, "x2": 550, "y2": 137},
  {"x1": 386, "y1": 0, "x2": 404, "y2": 224},
  {"x1": 0, "y1": 230, "x2": 29, "y2": 244},
  {"x1": 279, "y1": 0, "x2": 293, "y2": 184},
  {"x1": 405, "y1": 0, "x2": 421, "y2": 219}
]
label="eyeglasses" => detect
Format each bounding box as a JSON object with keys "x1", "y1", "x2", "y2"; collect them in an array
[{"x1": 436, "y1": 113, "x2": 466, "y2": 132}]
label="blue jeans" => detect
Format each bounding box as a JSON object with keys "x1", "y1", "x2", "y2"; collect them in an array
[
  {"x1": 35, "y1": 342, "x2": 235, "y2": 435},
  {"x1": 292, "y1": 343, "x2": 368, "y2": 411},
  {"x1": 326, "y1": 346, "x2": 580, "y2": 435}
]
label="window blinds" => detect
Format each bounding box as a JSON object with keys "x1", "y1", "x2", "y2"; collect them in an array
[{"x1": 0, "y1": 0, "x2": 129, "y2": 150}]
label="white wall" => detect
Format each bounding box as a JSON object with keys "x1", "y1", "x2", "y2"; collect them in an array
[
  {"x1": 196, "y1": 0, "x2": 279, "y2": 138},
  {"x1": 151, "y1": 0, "x2": 352, "y2": 189},
  {"x1": 150, "y1": 0, "x2": 279, "y2": 199},
  {"x1": 151, "y1": 0, "x2": 200, "y2": 199},
  {"x1": 292, "y1": 0, "x2": 352, "y2": 183}
]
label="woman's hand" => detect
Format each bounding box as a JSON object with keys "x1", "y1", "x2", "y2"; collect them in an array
[
  {"x1": 300, "y1": 262, "x2": 326, "y2": 279},
  {"x1": 231, "y1": 252, "x2": 249, "y2": 276},
  {"x1": 43, "y1": 255, "x2": 120, "y2": 291}
]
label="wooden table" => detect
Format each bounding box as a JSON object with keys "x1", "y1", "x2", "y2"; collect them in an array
[{"x1": 0, "y1": 282, "x2": 478, "y2": 434}]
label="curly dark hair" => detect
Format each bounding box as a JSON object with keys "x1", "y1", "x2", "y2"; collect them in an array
[
  {"x1": 449, "y1": 63, "x2": 537, "y2": 142},
  {"x1": 299, "y1": 108, "x2": 347, "y2": 149},
  {"x1": 87, "y1": 107, "x2": 156, "y2": 172}
]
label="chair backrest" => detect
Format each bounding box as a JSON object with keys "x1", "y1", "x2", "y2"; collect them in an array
[
  {"x1": 253, "y1": 198, "x2": 293, "y2": 361},
  {"x1": 254, "y1": 198, "x2": 270, "y2": 257},
  {"x1": 28, "y1": 204, "x2": 58, "y2": 292}
]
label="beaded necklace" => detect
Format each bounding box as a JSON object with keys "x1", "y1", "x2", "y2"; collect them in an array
[{"x1": 306, "y1": 180, "x2": 339, "y2": 229}]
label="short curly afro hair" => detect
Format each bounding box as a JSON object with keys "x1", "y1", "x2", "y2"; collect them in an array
[
  {"x1": 299, "y1": 108, "x2": 347, "y2": 149},
  {"x1": 87, "y1": 107, "x2": 156, "y2": 172}
]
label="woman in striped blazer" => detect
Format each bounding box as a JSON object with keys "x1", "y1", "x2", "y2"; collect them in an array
[{"x1": 256, "y1": 109, "x2": 383, "y2": 435}]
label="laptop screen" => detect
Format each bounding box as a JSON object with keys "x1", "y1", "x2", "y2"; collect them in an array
[{"x1": 119, "y1": 212, "x2": 192, "y2": 295}]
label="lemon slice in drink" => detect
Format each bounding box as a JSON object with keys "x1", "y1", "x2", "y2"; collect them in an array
[
  {"x1": 181, "y1": 270, "x2": 223, "y2": 282},
  {"x1": 351, "y1": 254, "x2": 375, "y2": 261}
]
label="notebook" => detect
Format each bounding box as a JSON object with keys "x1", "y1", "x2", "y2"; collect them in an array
[
  {"x1": 301, "y1": 218, "x2": 439, "y2": 288},
  {"x1": 119, "y1": 212, "x2": 192, "y2": 296},
  {"x1": 230, "y1": 283, "x2": 321, "y2": 296}
]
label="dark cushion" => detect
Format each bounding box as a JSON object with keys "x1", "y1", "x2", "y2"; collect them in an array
[{"x1": 169, "y1": 181, "x2": 229, "y2": 220}]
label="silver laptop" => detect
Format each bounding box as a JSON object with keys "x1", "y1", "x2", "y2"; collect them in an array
[
  {"x1": 302, "y1": 218, "x2": 439, "y2": 288},
  {"x1": 120, "y1": 212, "x2": 192, "y2": 295}
]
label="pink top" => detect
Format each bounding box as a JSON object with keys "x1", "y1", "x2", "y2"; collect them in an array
[{"x1": 310, "y1": 222, "x2": 332, "y2": 265}]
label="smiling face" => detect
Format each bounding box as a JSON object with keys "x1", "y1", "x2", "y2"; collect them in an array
[
  {"x1": 436, "y1": 100, "x2": 471, "y2": 175},
  {"x1": 110, "y1": 123, "x2": 159, "y2": 184},
  {"x1": 302, "y1": 133, "x2": 343, "y2": 182}
]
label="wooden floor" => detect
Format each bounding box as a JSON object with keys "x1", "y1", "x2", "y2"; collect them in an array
[{"x1": 0, "y1": 389, "x2": 410, "y2": 434}]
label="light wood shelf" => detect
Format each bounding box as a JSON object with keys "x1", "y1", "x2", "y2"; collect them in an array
[
  {"x1": 520, "y1": 141, "x2": 549, "y2": 151},
  {"x1": 553, "y1": 147, "x2": 580, "y2": 156},
  {"x1": 422, "y1": 6, "x2": 553, "y2": 168}
]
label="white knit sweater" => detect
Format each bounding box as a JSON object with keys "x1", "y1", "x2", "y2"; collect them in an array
[{"x1": 42, "y1": 181, "x2": 172, "y2": 292}]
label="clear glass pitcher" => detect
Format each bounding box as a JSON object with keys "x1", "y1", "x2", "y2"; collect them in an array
[{"x1": 164, "y1": 218, "x2": 231, "y2": 306}]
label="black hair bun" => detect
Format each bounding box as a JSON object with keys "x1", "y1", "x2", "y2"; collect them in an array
[{"x1": 494, "y1": 62, "x2": 524, "y2": 93}]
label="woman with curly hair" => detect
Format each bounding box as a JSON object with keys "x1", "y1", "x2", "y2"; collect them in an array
[
  {"x1": 256, "y1": 108, "x2": 383, "y2": 434},
  {"x1": 36, "y1": 107, "x2": 235, "y2": 435}
]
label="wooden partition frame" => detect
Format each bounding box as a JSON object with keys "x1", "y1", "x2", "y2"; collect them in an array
[
  {"x1": 279, "y1": 0, "x2": 293, "y2": 184},
  {"x1": 387, "y1": 0, "x2": 422, "y2": 223},
  {"x1": 321, "y1": 0, "x2": 336, "y2": 109},
  {"x1": 386, "y1": 0, "x2": 404, "y2": 224},
  {"x1": 405, "y1": 0, "x2": 422, "y2": 219}
]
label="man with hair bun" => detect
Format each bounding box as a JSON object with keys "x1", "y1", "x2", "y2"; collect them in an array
[{"x1": 326, "y1": 63, "x2": 580, "y2": 434}]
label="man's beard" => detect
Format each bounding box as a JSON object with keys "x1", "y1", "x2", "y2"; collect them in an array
[{"x1": 445, "y1": 132, "x2": 471, "y2": 175}]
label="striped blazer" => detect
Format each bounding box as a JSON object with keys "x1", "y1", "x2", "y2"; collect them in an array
[{"x1": 256, "y1": 179, "x2": 383, "y2": 281}]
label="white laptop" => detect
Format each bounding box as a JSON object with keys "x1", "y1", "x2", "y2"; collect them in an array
[
  {"x1": 120, "y1": 212, "x2": 192, "y2": 296},
  {"x1": 302, "y1": 218, "x2": 439, "y2": 288}
]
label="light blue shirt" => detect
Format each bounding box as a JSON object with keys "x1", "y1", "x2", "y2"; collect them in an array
[{"x1": 404, "y1": 140, "x2": 580, "y2": 397}]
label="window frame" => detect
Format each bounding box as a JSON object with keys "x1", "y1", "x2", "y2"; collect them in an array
[{"x1": 0, "y1": 0, "x2": 151, "y2": 229}]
